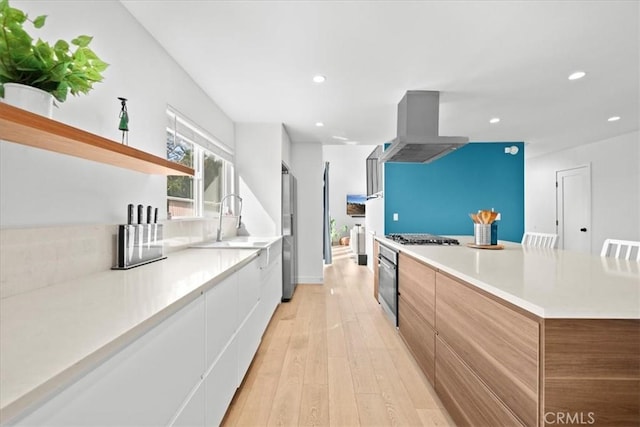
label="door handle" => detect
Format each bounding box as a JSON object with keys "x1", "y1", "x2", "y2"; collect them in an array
[
  {"x1": 580, "y1": 227, "x2": 587, "y2": 232},
  {"x1": 378, "y1": 257, "x2": 395, "y2": 270}
]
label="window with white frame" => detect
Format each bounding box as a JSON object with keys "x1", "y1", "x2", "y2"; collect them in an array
[{"x1": 166, "y1": 107, "x2": 234, "y2": 219}]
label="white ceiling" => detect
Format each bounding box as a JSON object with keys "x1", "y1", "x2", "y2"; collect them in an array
[{"x1": 122, "y1": 0, "x2": 639, "y2": 158}]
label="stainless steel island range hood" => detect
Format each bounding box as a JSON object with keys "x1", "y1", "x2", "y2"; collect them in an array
[{"x1": 379, "y1": 90, "x2": 468, "y2": 163}]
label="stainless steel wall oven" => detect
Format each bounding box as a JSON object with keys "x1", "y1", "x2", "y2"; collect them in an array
[{"x1": 377, "y1": 243, "x2": 398, "y2": 327}]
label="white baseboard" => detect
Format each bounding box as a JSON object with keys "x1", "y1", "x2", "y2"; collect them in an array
[{"x1": 296, "y1": 276, "x2": 323, "y2": 285}]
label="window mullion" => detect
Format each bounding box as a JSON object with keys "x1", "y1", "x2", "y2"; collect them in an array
[
  {"x1": 196, "y1": 147, "x2": 203, "y2": 217},
  {"x1": 166, "y1": 107, "x2": 234, "y2": 220}
]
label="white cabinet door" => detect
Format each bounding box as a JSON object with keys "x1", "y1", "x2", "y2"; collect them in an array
[
  {"x1": 261, "y1": 241, "x2": 283, "y2": 331},
  {"x1": 260, "y1": 256, "x2": 282, "y2": 333},
  {"x1": 205, "y1": 273, "x2": 238, "y2": 369},
  {"x1": 205, "y1": 335, "x2": 238, "y2": 426},
  {"x1": 171, "y1": 381, "x2": 205, "y2": 427},
  {"x1": 237, "y1": 255, "x2": 261, "y2": 324},
  {"x1": 237, "y1": 302, "x2": 262, "y2": 382},
  {"x1": 18, "y1": 297, "x2": 206, "y2": 427}
]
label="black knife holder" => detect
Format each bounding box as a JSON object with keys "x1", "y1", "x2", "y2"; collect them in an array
[{"x1": 113, "y1": 224, "x2": 166, "y2": 270}]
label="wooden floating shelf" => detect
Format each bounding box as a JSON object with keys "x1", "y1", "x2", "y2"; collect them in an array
[{"x1": 0, "y1": 103, "x2": 194, "y2": 176}]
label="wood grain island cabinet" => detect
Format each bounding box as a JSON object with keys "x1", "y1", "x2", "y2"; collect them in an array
[
  {"x1": 386, "y1": 242, "x2": 640, "y2": 427},
  {"x1": 398, "y1": 252, "x2": 436, "y2": 385},
  {"x1": 543, "y1": 319, "x2": 640, "y2": 426},
  {"x1": 436, "y1": 271, "x2": 539, "y2": 427}
]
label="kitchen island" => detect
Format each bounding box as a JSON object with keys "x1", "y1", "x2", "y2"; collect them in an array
[
  {"x1": 0, "y1": 237, "x2": 282, "y2": 426},
  {"x1": 375, "y1": 236, "x2": 639, "y2": 427}
]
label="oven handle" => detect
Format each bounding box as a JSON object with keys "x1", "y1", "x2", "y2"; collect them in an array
[{"x1": 378, "y1": 255, "x2": 396, "y2": 271}]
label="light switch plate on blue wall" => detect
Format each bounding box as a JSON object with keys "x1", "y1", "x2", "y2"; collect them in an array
[{"x1": 384, "y1": 142, "x2": 524, "y2": 242}]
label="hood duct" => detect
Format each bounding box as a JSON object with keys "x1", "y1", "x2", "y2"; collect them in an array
[{"x1": 379, "y1": 90, "x2": 468, "y2": 163}]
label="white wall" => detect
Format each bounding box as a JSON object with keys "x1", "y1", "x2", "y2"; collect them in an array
[
  {"x1": 291, "y1": 142, "x2": 324, "y2": 284},
  {"x1": 525, "y1": 131, "x2": 640, "y2": 254},
  {"x1": 322, "y1": 145, "x2": 376, "y2": 240},
  {"x1": 235, "y1": 123, "x2": 283, "y2": 236},
  {"x1": 1, "y1": 0, "x2": 234, "y2": 228}
]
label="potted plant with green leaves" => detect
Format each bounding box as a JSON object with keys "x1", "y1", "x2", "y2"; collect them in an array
[{"x1": 0, "y1": 0, "x2": 108, "y2": 116}]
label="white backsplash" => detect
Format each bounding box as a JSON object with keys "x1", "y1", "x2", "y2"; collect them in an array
[
  {"x1": 0, "y1": 217, "x2": 240, "y2": 299},
  {"x1": 162, "y1": 217, "x2": 239, "y2": 253},
  {"x1": 0, "y1": 224, "x2": 116, "y2": 299}
]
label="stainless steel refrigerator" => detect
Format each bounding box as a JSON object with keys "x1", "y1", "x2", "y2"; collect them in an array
[{"x1": 282, "y1": 168, "x2": 297, "y2": 301}]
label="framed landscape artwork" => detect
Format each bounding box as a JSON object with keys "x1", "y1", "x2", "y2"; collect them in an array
[{"x1": 347, "y1": 194, "x2": 366, "y2": 217}]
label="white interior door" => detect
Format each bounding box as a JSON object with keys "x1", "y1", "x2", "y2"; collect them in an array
[{"x1": 556, "y1": 165, "x2": 591, "y2": 253}]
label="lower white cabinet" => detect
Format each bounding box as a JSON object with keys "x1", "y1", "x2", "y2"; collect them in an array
[
  {"x1": 14, "y1": 241, "x2": 283, "y2": 427},
  {"x1": 238, "y1": 252, "x2": 261, "y2": 323},
  {"x1": 205, "y1": 273, "x2": 239, "y2": 369},
  {"x1": 172, "y1": 335, "x2": 239, "y2": 427},
  {"x1": 260, "y1": 241, "x2": 282, "y2": 332},
  {"x1": 237, "y1": 302, "x2": 263, "y2": 382},
  {"x1": 172, "y1": 381, "x2": 206, "y2": 427},
  {"x1": 17, "y1": 296, "x2": 206, "y2": 427},
  {"x1": 204, "y1": 335, "x2": 238, "y2": 426}
]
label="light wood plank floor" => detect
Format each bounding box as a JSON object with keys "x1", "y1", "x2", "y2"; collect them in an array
[{"x1": 223, "y1": 246, "x2": 455, "y2": 426}]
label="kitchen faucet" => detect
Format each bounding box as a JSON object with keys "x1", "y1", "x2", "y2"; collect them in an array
[{"x1": 216, "y1": 193, "x2": 243, "y2": 241}]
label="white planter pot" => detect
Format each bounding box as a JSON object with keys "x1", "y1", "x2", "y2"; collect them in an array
[{"x1": 2, "y1": 83, "x2": 54, "y2": 118}]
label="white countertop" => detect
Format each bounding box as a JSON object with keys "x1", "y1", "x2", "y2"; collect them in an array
[
  {"x1": 0, "y1": 238, "x2": 280, "y2": 421},
  {"x1": 377, "y1": 236, "x2": 640, "y2": 319}
]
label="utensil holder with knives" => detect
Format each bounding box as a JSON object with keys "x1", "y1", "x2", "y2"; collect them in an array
[{"x1": 113, "y1": 204, "x2": 166, "y2": 270}]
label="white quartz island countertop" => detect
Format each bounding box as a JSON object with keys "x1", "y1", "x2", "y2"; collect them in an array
[
  {"x1": 0, "y1": 238, "x2": 280, "y2": 422},
  {"x1": 376, "y1": 236, "x2": 640, "y2": 319}
]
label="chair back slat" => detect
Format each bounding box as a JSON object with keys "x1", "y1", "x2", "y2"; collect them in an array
[
  {"x1": 601, "y1": 239, "x2": 640, "y2": 261},
  {"x1": 521, "y1": 232, "x2": 558, "y2": 249}
]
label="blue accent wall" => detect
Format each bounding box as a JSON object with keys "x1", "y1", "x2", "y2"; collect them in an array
[{"x1": 384, "y1": 142, "x2": 524, "y2": 242}]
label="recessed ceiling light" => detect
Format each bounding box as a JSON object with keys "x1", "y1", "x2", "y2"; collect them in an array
[
  {"x1": 332, "y1": 135, "x2": 348, "y2": 141},
  {"x1": 489, "y1": 117, "x2": 500, "y2": 124},
  {"x1": 315, "y1": 122, "x2": 324, "y2": 127},
  {"x1": 568, "y1": 71, "x2": 586, "y2": 80},
  {"x1": 312, "y1": 75, "x2": 326, "y2": 83},
  {"x1": 607, "y1": 116, "x2": 621, "y2": 122}
]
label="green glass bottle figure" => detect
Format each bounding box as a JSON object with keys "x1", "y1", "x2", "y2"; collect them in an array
[{"x1": 118, "y1": 97, "x2": 129, "y2": 145}]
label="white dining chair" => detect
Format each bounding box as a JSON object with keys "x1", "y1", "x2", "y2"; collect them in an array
[
  {"x1": 521, "y1": 232, "x2": 558, "y2": 249},
  {"x1": 600, "y1": 239, "x2": 640, "y2": 261}
]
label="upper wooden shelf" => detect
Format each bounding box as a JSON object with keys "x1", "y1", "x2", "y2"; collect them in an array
[{"x1": 0, "y1": 103, "x2": 194, "y2": 176}]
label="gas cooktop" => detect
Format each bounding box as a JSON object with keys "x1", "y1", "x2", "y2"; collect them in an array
[{"x1": 386, "y1": 233, "x2": 460, "y2": 245}]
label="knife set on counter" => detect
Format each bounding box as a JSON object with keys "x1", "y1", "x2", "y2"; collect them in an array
[{"x1": 113, "y1": 204, "x2": 166, "y2": 270}]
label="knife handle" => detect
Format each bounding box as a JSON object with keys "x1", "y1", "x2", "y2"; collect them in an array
[
  {"x1": 137, "y1": 204, "x2": 144, "y2": 224},
  {"x1": 147, "y1": 206, "x2": 153, "y2": 224},
  {"x1": 127, "y1": 204, "x2": 134, "y2": 225},
  {"x1": 154, "y1": 207, "x2": 158, "y2": 224}
]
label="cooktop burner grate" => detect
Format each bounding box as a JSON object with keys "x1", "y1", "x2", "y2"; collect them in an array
[{"x1": 386, "y1": 233, "x2": 460, "y2": 245}]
